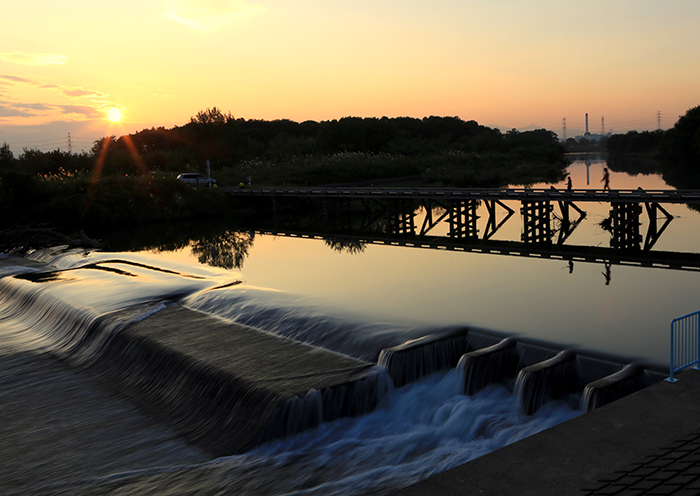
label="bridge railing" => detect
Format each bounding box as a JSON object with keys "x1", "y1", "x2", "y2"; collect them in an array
[{"x1": 667, "y1": 310, "x2": 700, "y2": 382}]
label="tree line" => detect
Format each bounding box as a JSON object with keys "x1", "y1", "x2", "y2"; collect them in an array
[
  {"x1": 606, "y1": 105, "x2": 700, "y2": 189},
  {"x1": 1, "y1": 110, "x2": 566, "y2": 180},
  {"x1": 0, "y1": 110, "x2": 571, "y2": 235}
]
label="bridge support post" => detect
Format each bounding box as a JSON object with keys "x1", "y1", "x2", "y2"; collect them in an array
[
  {"x1": 448, "y1": 200, "x2": 479, "y2": 239},
  {"x1": 385, "y1": 199, "x2": 416, "y2": 236},
  {"x1": 555, "y1": 201, "x2": 586, "y2": 245},
  {"x1": 610, "y1": 203, "x2": 642, "y2": 250},
  {"x1": 521, "y1": 201, "x2": 553, "y2": 244}
]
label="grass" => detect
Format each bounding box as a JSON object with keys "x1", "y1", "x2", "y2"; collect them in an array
[{"x1": 215, "y1": 151, "x2": 568, "y2": 188}]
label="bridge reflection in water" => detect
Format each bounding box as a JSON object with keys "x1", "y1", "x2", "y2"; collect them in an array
[{"x1": 229, "y1": 187, "x2": 700, "y2": 273}]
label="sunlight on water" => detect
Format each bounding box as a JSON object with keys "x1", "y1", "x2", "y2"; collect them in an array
[
  {"x1": 3, "y1": 159, "x2": 689, "y2": 492},
  {"x1": 183, "y1": 284, "x2": 435, "y2": 362},
  {"x1": 164, "y1": 160, "x2": 700, "y2": 368},
  {"x1": 0, "y1": 248, "x2": 585, "y2": 495}
]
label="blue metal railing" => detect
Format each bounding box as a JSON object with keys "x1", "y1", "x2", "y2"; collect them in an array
[{"x1": 667, "y1": 310, "x2": 700, "y2": 382}]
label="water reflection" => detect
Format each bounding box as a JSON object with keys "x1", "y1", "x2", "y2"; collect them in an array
[
  {"x1": 190, "y1": 231, "x2": 255, "y2": 270},
  {"x1": 90, "y1": 154, "x2": 700, "y2": 367},
  {"x1": 325, "y1": 237, "x2": 366, "y2": 255}
]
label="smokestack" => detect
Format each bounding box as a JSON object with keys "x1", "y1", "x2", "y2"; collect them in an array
[{"x1": 585, "y1": 113, "x2": 589, "y2": 136}]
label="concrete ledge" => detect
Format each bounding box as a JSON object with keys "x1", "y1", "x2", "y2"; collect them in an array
[
  {"x1": 388, "y1": 369, "x2": 700, "y2": 496},
  {"x1": 94, "y1": 305, "x2": 379, "y2": 456}
]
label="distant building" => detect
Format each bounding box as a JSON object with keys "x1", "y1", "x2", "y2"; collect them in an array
[{"x1": 574, "y1": 132, "x2": 612, "y2": 143}]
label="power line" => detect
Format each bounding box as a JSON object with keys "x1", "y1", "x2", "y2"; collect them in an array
[
  {"x1": 5, "y1": 133, "x2": 99, "y2": 154},
  {"x1": 10, "y1": 137, "x2": 67, "y2": 145}
]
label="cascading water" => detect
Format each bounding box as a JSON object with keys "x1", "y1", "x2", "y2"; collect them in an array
[
  {"x1": 182, "y1": 285, "x2": 441, "y2": 362},
  {"x1": 0, "y1": 249, "x2": 612, "y2": 495},
  {"x1": 22, "y1": 370, "x2": 583, "y2": 496}
]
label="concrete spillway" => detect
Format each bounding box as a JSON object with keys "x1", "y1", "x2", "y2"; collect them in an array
[
  {"x1": 0, "y1": 254, "x2": 385, "y2": 457},
  {"x1": 93, "y1": 305, "x2": 384, "y2": 455},
  {"x1": 378, "y1": 329, "x2": 664, "y2": 415},
  {"x1": 0, "y1": 251, "x2": 668, "y2": 495}
]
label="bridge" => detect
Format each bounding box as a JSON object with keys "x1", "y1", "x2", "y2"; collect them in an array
[
  {"x1": 226, "y1": 186, "x2": 700, "y2": 204},
  {"x1": 228, "y1": 187, "x2": 700, "y2": 250}
]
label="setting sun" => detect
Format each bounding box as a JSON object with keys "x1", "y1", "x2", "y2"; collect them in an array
[{"x1": 107, "y1": 108, "x2": 122, "y2": 122}]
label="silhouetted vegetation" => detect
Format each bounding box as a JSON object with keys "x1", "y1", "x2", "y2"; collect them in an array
[
  {"x1": 606, "y1": 105, "x2": 700, "y2": 189},
  {"x1": 1, "y1": 110, "x2": 569, "y2": 236},
  {"x1": 606, "y1": 130, "x2": 665, "y2": 154}
]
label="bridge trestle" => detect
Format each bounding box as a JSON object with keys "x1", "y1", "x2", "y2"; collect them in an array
[
  {"x1": 521, "y1": 200, "x2": 553, "y2": 244},
  {"x1": 385, "y1": 199, "x2": 417, "y2": 236},
  {"x1": 610, "y1": 203, "x2": 643, "y2": 250},
  {"x1": 483, "y1": 200, "x2": 515, "y2": 240},
  {"x1": 249, "y1": 189, "x2": 680, "y2": 260},
  {"x1": 448, "y1": 200, "x2": 480, "y2": 239}
]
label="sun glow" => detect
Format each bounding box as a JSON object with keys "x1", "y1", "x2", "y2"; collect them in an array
[{"x1": 107, "y1": 108, "x2": 122, "y2": 122}]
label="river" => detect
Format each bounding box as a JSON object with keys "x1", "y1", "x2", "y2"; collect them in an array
[{"x1": 0, "y1": 153, "x2": 693, "y2": 495}]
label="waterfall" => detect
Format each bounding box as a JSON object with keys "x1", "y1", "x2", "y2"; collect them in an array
[
  {"x1": 0, "y1": 271, "x2": 393, "y2": 456},
  {"x1": 515, "y1": 350, "x2": 578, "y2": 415},
  {"x1": 457, "y1": 337, "x2": 520, "y2": 395},
  {"x1": 251, "y1": 368, "x2": 392, "y2": 446},
  {"x1": 582, "y1": 363, "x2": 647, "y2": 412},
  {"x1": 0, "y1": 250, "x2": 672, "y2": 496},
  {"x1": 377, "y1": 329, "x2": 500, "y2": 388}
]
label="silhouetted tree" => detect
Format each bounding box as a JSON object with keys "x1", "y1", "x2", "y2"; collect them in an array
[
  {"x1": 0, "y1": 142, "x2": 14, "y2": 169},
  {"x1": 660, "y1": 105, "x2": 700, "y2": 164}
]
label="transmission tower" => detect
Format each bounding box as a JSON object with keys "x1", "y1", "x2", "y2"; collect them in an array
[
  {"x1": 601, "y1": 117, "x2": 605, "y2": 135},
  {"x1": 562, "y1": 117, "x2": 567, "y2": 142},
  {"x1": 657, "y1": 111, "x2": 662, "y2": 130},
  {"x1": 67, "y1": 133, "x2": 72, "y2": 154}
]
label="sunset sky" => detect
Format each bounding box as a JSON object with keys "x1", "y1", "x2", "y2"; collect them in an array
[{"x1": 2, "y1": 0, "x2": 699, "y2": 153}]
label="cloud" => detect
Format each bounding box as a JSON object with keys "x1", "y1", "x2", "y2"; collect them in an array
[
  {"x1": 0, "y1": 75, "x2": 106, "y2": 99},
  {"x1": 0, "y1": 100, "x2": 104, "y2": 122},
  {"x1": 0, "y1": 104, "x2": 35, "y2": 118},
  {"x1": 0, "y1": 52, "x2": 67, "y2": 66},
  {"x1": 165, "y1": 0, "x2": 266, "y2": 31},
  {"x1": 14, "y1": 102, "x2": 55, "y2": 111},
  {"x1": 62, "y1": 88, "x2": 107, "y2": 98},
  {"x1": 0, "y1": 74, "x2": 37, "y2": 85},
  {"x1": 58, "y1": 105, "x2": 103, "y2": 118},
  {"x1": 0, "y1": 73, "x2": 114, "y2": 125}
]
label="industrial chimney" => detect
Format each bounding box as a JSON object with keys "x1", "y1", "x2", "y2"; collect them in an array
[{"x1": 585, "y1": 113, "x2": 590, "y2": 136}]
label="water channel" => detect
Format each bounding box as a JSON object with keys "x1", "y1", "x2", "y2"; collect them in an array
[
  {"x1": 152, "y1": 153, "x2": 699, "y2": 368},
  {"x1": 2, "y1": 153, "x2": 696, "y2": 495}
]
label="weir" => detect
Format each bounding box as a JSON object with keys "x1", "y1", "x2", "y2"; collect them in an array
[
  {"x1": 0, "y1": 259, "x2": 386, "y2": 456},
  {"x1": 0, "y1": 252, "x2": 666, "y2": 461},
  {"x1": 86, "y1": 306, "x2": 388, "y2": 456},
  {"x1": 380, "y1": 328, "x2": 664, "y2": 415}
]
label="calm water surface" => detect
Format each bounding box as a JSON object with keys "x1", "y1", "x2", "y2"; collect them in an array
[
  {"x1": 5, "y1": 154, "x2": 692, "y2": 495},
  {"x1": 150, "y1": 155, "x2": 700, "y2": 368}
]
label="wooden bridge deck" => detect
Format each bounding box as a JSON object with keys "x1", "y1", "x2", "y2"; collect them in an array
[{"x1": 226, "y1": 187, "x2": 700, "y2": 204}]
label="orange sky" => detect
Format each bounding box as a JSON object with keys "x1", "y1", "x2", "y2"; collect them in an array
[{"x1": 2, "y1": 0, "x2": 699, "y2": 153}]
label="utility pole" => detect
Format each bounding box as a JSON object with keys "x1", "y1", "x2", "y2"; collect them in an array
[{"x1": 67, "y1": 132, "x2": 72, "y2": 154}]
